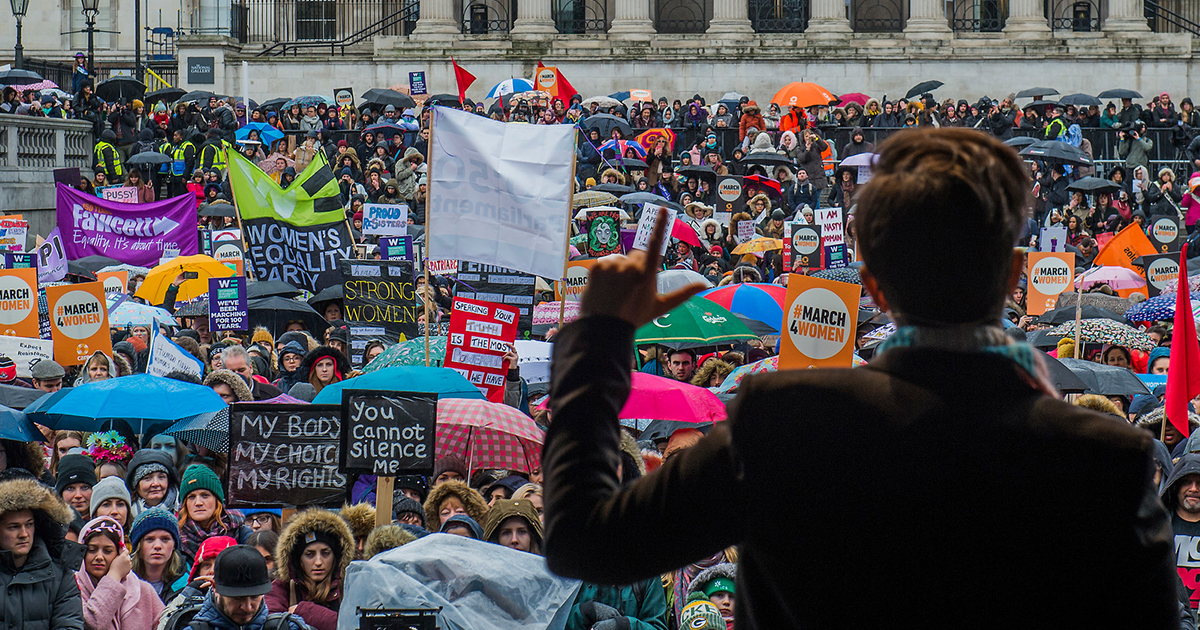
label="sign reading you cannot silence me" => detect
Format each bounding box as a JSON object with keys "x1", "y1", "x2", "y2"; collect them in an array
[
  {"x1": 226, "y1": 403, "x2": 346, "y2": 508},
  {"x1": 339, "y1": 390, "x2": 437, "y2": 476}
]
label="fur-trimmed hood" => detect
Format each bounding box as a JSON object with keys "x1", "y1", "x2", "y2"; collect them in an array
[
  {"x1": 748, "y1": 193, "x2": 772, "y2": 213},
  {"x1": 363, "y1": 524, "x2": 415, "y2": 559},
  {"x1": 1137, "y1": 405, "x2": 1200, "y2": 430},
  {"x1": 691, "y1": 359, "x2": 734, "y2": 389},
  {"x1": 618, "y1": 431, "x2": 646, "y2": 477},
  {"x1": 299, "y1": 346, "x2": 351, "y2": 382},
  {"x1": 600, "y1": 168, "x2": 626, "y2": 186},
  {"x1": 688, "y1": 562, "x2": 737, "y2": 595},
  {"x1": 699, "y1": 218, "x2": 724, "y2": 241},
  {"x1": 203, "y1": 368, "x2": 253, "y2": 402},
  {"x1": 275, "y1": 508, "x2": 355, "y2": 583},
  {"x1": 423, "y1": 479, "x2": 489, "y2": 529},
  {"x1": 340, "y1": 502, "x2": 376, "y2": 541},
  {"x1": 0, "y1": 478, "x2": 75, "y2": 556}
]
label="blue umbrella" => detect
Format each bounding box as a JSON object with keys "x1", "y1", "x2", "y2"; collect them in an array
[
  {"x1": 235, "y1": 122, "x2": 284, "y2": 147},
  {"x1": 486, "y1": 78, "x2": 535, "y2": 99},
  {"x1": 311, "y1": 366, "x2": 485, "y2": 404},
  {"x1": 1125, "y1": 292, "x2": 1200, "y2": 322},
  {"x1": 609, "y1": 91, "x2": 631, "y2": 102},
  {"x1": 109, "y1": 301, "x2": 176, "y2": 328},
  {"x1": 283, "y1": 95, "x2": 333, "y2": 109},
  {"x1": 25, "y1": 374, "x2": 227, "y2": 434},
  {"x1": 0, "y1": 404, "x2": 43, "y2": 442}
]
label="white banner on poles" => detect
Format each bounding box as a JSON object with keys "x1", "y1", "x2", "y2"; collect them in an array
[{"x1": 427, "y1": 107, "x2": 573, "y2": 280}]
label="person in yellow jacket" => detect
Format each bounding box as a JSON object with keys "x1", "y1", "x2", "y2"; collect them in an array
[
  {"x1": 197, "y1": 129, "x2": 229, "y2": 173},
  {"x1": 93, "y1": 129, "x2": 123, "y2": 181},
  {"x1": 163, "y1": 129, "x2": 197, "y2": 198}
]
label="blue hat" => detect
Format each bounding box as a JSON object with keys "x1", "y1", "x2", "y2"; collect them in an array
[
  {"x1": 244, "y1": 507, "x2": 282, "y2": 518},
  {"x1": 129, "y1": 506, "x2": 180, "y2": 550},
  {"x1": 439, "y1": 514, "x2": 483, "y2": 539},
  {"x1": 1149, "y1": 346, "x2": 1171, "y2": 368}
]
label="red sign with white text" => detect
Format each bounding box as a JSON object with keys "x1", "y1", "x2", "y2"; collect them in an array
[{"x1": 442, "y1": 297, "x2": 519, "y2": 402}]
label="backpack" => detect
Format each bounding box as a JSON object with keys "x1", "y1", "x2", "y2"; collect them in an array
[
  {"x1": 189, "y1": 612, "x2": 309, "y2": 630},
  {"x1": 160, "y1": 595, "x2": 310, "y2": 630}
]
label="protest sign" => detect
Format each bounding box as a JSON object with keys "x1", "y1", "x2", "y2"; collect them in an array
[
  {"x1": 227, "y1": 150, "x2": 352, "y2": 292},
  {"x1": 409, "y1": 71, "x2": 427, "y2": 95},
  {"x1": 1141, "y1": 252, "x2": 1180, "y2": 298},
  {"x1": 339, "y1": 391, "x2": 437, "y2": 476},
  {"x1": 0, "y1": 268, "x2": 40, "y2": 338},
  {"x1": 46, "y1": 281, "x2": 110, "y2": 366},
  {"x1": 715, "y1": 175, "x2": 745, "y2": 217},
  {"x1": 816, "y1": 206, "x2": 847, "y2": 269},
  {"x1": 5, "y1": 252, "x2": 33, "y2": 270},
  {"x1": 35, "y1": 229, "x2": 67, "y2": 284},
  {"x1": 56, "y1": 183, "x2": 198, "y2": 267},
  {"x1": 340, "y1": 259, "x2": 418, "y2": 365},
  {"x1": 212, "y1": 239, "x2": 245, "y2": 275},
  {"x1": 1026, "y1": 252, "x2": 1076, "y2": 315},
  {"x1": 226, "y1": 403, "x2": 347, "y2": 508},
  {"x1": 443, "y1": 297, "x2": 519, "y2": 402},
  {"x1": 456, "y1": 262, "x2": 537, "y2": 337},
  {"x1": 379, "y1": 236, "x2": 414, "y2": 261},
  {"x1": 427, "y1": 106, "x2": 573, "y2": 279},
  {"x1": 0, "y1": 336, "x2": 53, "y2": 378},
  {"x1": 96, "y1": 270, "x2": 128, "y2": 295},
  {"x1": 146, "y1": 329, "x2": 204, "y2": 378},
  {"x1": 100, "y1": 187, "x2": 139, "y2": 204},
  {"x1": 1149, "y1": 216, "x2": 1183, "y2": 254},
  {"x1": 0, "y1": 216, "x2": 28, "y2": 252},
  {"x1": 555, "y1": 260, "x2": 596, "y2": 302},
  {"x1": 514, "y1": 339, "x2": 551, "y2": 384},
  {"x1": 787, "y1": 222, "x2": 823, "y2": 271},
  {"x1": 213, "y1": 228, "x2": 241, "y2": 243},
  {"x1": 632, "y1": 205, "x2": 675, "y2": 256},
  {"x1": 334, "y1": 87, "x2": 354, "y2": 109},
  {"x1": 1093, "y1": 223, "x2": 1155, "y2": 274},
  {"x1": 362, "y1": 204, "x2": 409, "y2": 237},
  {"x1": 199, "y1": 229, "x2": 212, "y2": 255},
  {"x1": 736, "y1": 220, "x2": 755, "y2": 245},
  {"x1": 427, "y1": 259, "x2": 459, "y2": 276},
  {"x1": 779, "y1": 274, "x2": 860, "y2": 370},
  {"x1": 53, "y1": 167, "x2": 81, "y2": 187},
  {"x1": 208, "y1": 276, "x2": 248, "y2": 331},
  {"x1": 583, "y1": 209, "x2": 622, "y2": 257},
  {"x1": 1039, "y1": 226, "x2": 1068, "y2": 252}
]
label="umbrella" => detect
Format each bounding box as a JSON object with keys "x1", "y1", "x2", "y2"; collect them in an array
[
  {"x1": 0, "y1": 68, "x2": 44, "y2": 85},
  {"x1": 436, "y1": 398, "x2": 544, "y2": 473},
  {"x1": 811, "y1": 267, "x2": 863, "y2": 285},
  {"x1": 0, "y1": 403, "x2": 43, "y2": 442},
  {"x1": 363, "y1": 337, "x2": 448, "y2": 371},
  {"x1": 312, "y1": 366, "x2": 485, "y2": 404},
  {"x1": 904, "y1": 80, "x2": 944, "y2": 100},
  {"x1": 235, "y1": 122, "x2": 284, "y2": 147},
  {"x1": 247, "y1": 296, "x2": 330, "y2": 337},
  {"x1": 732, "y1": 238, "x2": 783, "y2": 255},
  {"x1": 598, "y1": 139, "x2": 647, "y2": 158},
  {"x1": 720, "y1": 91, "x2": 747, "y2": 102},
  {"x1": 581, "y1": 95, "x2": 621, "y2": 109},
  {"x1": 699, "y1": 283, "x2": 787, "y2": 330},
  {"x1": 486, "y1": 78, "x2": 535, "y2": 99},
  {"x1": 591, "y1": 182, "x2": 635, "y2": 195},
  {"x1": 128, "y1": 151, "x2": 172, "y2": 166},
  {"x1": 572, "y1": 190, "x2": 619, "y2": 209},
  {"x1": 199, "y1": 203, "x2": 236, "y2": 218},
  {"x1": 143, "y1": 87, "x2": 185, "y2": 105},
  {"x1": 1098, "y1": 89, "x2": 1143, "y2": 100},
  {"x1": 736, "y1": 314, "x2": 778, "y2": 336},
  {"x1": 771, "y1": 82, "x2": 837, "y2": 108},
  {"x1": 109, "y1": 301, "x2": 176, "y2": 327},
  {"x1": 360, "y1": 88, "x2": 416, "y2": 110},
  {"x1": 1056, "y1": 358, "x2": 1151, "y2": 397},
  {"x1": 1066, "y1": 176, "x2": 1120, "y2": 194},
  {"x1": 1055, "y1": 290, "x2": 1134, "y2": 315},
  {"x1": 714, "y1": 356, "x2": 780, "y2": 395},
  {"x1": 671, "y1": 221, "x2": 702, "y2": 247},
  {"x1": 98, "y1": 264, "x2": 151, "y2": 278},
  {"x1": 620, "y1": 192, "x2": 673, "y2": 207},
  {"x1": 620, "y1": 373, "x2": 726, "y2": 424},
  {"x1": 178, "y1": 90, "x2": 219, "y2": 104},
  {"x1": 1058, "y1": 93, "x2": 1102, "y2": 107},
  {"x1": 1125, "y1": 292, "x2": 1200, "y2": 322},
  {"x1": 676, "y1": 165, "x2": 716, "y2": 180},
  {"x1": 573, "y1": 206, "x2": 631, "y2": 221},
  {"x1": 73, "y1": 255, "x2": 121, "y2": 273},
  {"x1": 425, "y1": 94, "x2": 463, "y2": 105},
  {"x1": 837, "y1": 92, "x2": 871, "y2": 106},
  {"x1": 1045, "y1": 318, "x2": 1157, "y2": 351},
  {"x1": 307, "y1": 284, "x2": 343, "y2": 309},
  {"x1": 163, "y1": 407, "x2": 229, "y2": 452},
  {"x1": 1075, "y1": 266, "x2": 1146, "y2": 291},
  {"x1": 1164, "y1": 274, "x2": 1200, "y2": 295},
  {"x1": 95, "y1": 77, "x2": 147, "y2": 102},
  {"x1": 582, "y1": 114, "x2": 633, "y2": 139},
  {"x1": 172, "y1": 297, "x2": 209, "y2": 318},
  {"x1": 134, "y1": 254, "x2": 233, "y2": 304},
  {"x1": 14, "y1": 79, "x2": 57, "y2": 92},
  {"x1": 66, "y1": 262, "x2": 97, "y2": 282},
  {"x1": 635, "y1": 128, "x2": 677, "y2": 153},
  {"x1": 742, "y1": 174, "x2": 782, "y2": 197},
  {"x1": 658, "y1": 269, "x2": 713, "y2": 295},
  {"x1": 1025, "y1": 100, "x2": 1060, "y2": 109},
  {"x1": 1037, "y1": 304, "x2": 1128, "y2": 325},
  {"x1": 740, "y1": 152, "x2": 794, "y2": 168},
  {"x1": 1015, "y1": 87, "x2": 1060, "y2": 98},
  {"x1": 635, "y1": 297, "x2": 758, "y2": 345},
  {"x1": 1003, "y1": 137, "x2": 1039, "y2": 148},
  {"x1": 608, "y1": 91, "x2": 631, "y2": 102},
  {"x1": 0, "y1": 385, "x2": 57, "y2": 411},
  {"x1": 361, "y1": 122, "x2": 407, "y2": 140},
  {"x1": 614, "y1": 158, "x2": 649, "y2": 172},
  {"x1": 284, "y1": 95, "x2": 334, "y2": 109},
  {"x1": 247, "y1": 280, "x2": 301, "y2": 299},
  {"x1": 1042, "y1": 357, "x2": 1089, "y2": 393},
  {"x1": 1018, "y1": 140, "x2": 1093, "y2": 167},
  {"x1": 260, "y1": 97, "x2": 290, "y2": 112},
  {"x1": 25, "y1": 374, "x2": 226, "y2": 434},
  {"x1": 838, "y1": 153, "x2": 877, "y2": 167}
]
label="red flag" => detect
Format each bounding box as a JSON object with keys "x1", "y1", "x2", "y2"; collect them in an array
[
  {"x1": 451, "y1": 57, "x2": 476, "y2": 105},
  {"x1": 536, "y1": 61, "x2": 579, "y2": 103},
  {"x1": 1167, "y1": 243, "x2": 1199, "y2": 438}
]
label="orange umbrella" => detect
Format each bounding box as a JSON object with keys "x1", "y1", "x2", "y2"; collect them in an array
[{"x1": 771, "y1": 82, "x2": 837, "y2": 108}]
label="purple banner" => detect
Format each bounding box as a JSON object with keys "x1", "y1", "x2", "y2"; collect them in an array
[{"x1": 56, "y1": 183, "x2": 198, "y2": 267}]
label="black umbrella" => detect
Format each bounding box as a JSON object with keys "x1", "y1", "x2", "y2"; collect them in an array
[
  {"x1": 128, "y1": 151, "x2": 172, "y2": 166},
  {"x1": 1015, "y1": 87, "x2": 1060, "y2": 98},
  {"x1": 1098, "y1": 88, "x2": 1143, "y2": 100},
  {"x1": 582, "y1": 114, "x2": 634, "y2": 139},
  {"x1": 1066, "y1": 176, "x2": 1120, "y2": 194},
  {"x1": 0, "y1": 68, "x2": 43, "y2": 86},
  {"x1": 307, "y1": 285, "x2": 343, "y2": 309},
  {"x1": 904, "y1": 80, "x2": 943, "y2": 100},
  {"x1": 615, "y1": 158, "x2": 649, "y2": 171},
  {"x1": 639, "y1": 419, "x2": 714, "y2": 442},
  {"x1": 143, "y1": 87, "x2": 185, "y2": 106},
  {"x1": 360, "y1": 122, "x2": 407, "y2": 140},
  {"x1": 737, "y1": 314, "x2": 778, "y2": 335},
  {"x1": 1018, "y1": 141, "x2": 1093, "y2": 167},
  {"x1": 1003, "y1": 136, "x2": 1039, "y2": 148},
  {"x1": 179, "y1": 90, "x2": 217, "y2": 104},
  {"x1": 676, "y1": 165, "x2": 716, "y2": 180},
  {"x1": 1057, "y1": 358, "x2": 1151, "y2": 397},
  {"x1": 72, "y1": 255, "x2": 121, "y2": 273},
  {"x1": 426, "y1": 93, "x2": 462, "y2": 105},
  {"x1": 1042, "y1": 357, "x2": 1088, "y2": 393},
  {"x1": 361, "y1": 88, "x2": 416, "y2": 110},
  {"x1": 591, "y1": 182, "x2": 635, "y2": 194},
  {"x1": 173, "y1": 298, "x2": 209, "y2": 318},
  {"x1": 247, "y1": 280, "x2": 301, "y2": 299},
  {"x1": 740, "y1": 151, "x2": 795, "y2": 168},
  {"x1": 248, "y1": 296, "x2": 330, "y2": 337},
  {"x1": 620, "y1": 192, "x2": 674, "y2": 207},
  {"x1": 1025, "y1": 100, "x2": 1060, "y2": 109},
  {"x1": 66, "y1": 262, "x2": 97, "y2": 282},
  {"x1": 95, "y1": 77, "x2": 147, "y2": 102},
  {"x1": 2, "y1": 386, "x2": 60, "y2": 410},
  {"x1": 1058, "y1": 93, "x2": 1102, "y2": 107},
  {"x1": 1036, "y1": 305, "x2": 1128, "y2": 325},
  {"x1": 199, "y1": 203, "x2": 236, "y2": 218},
  {"x1": 260, "y1": 97, "x2": 290, "y2": 112}
]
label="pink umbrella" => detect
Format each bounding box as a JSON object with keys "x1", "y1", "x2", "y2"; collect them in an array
[
  {"x1": 837, "y1": 92, "x2": 871, "y2": 106},
  {"x1": 672, "y1": 221, "x2": 702, "y2": 247},
  {"x1": 619, "y1": 373, "x2": 727, "y2": 423},
  {"x1": 436, "y1": 398, "x2": 544, "y2": 473},
  {"x1": 1075, "y1": 266, "x2": 1147, "y2": 290}
]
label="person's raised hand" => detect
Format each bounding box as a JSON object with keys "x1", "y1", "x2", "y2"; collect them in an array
[
  {"x1": 581, "y1": 208, "x2": 705, "y2": 328},
  {"x1": 108, "y1": 551, "x2": 132, "y2": 581}
]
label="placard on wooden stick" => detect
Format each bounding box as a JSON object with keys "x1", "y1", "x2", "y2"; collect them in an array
[{"x1": 340, "y1": 390, "x2": 437, "y2": 526}]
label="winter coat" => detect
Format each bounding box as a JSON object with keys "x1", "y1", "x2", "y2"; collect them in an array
[
  {"x1": 76, "y1": 567, "x2": 164, "y2": 630},
  {"x1": 788, "y1": 180, "x2": 820, "y2": 213},
  {"x1": 185, "y1": 591, "x2": 306, "y2": 630},
  {"x1": 1146, "y1": 181, "x2": 1183, "y2": 217},
  {"x1": 841, "y1": 128, "x2": 873, "y2": 157},
  {"x1": 0, "y1": 478, "x2": 84, "y2": 630},
  {"x1": 1118, "y1": 134, "x2": 1154, "y2": 175},
  {"x1": 566, "y1": 580, "x2": 668, "y2": 630},
  {"x1": 125, "y1": 449, "x2": 181, "y2": 517},
  {"x1": 796, "y1": 134, "x2": 829, "y2": 190},
  {"x1": 738, "y1": 102, "x2": 766, "y2": 142},
  {"x1": 265, "y1": 509, "x2": 355, "y2": 630},
  {"x1": 394, "y1": 147, "x2": 422, "y2": 200}
]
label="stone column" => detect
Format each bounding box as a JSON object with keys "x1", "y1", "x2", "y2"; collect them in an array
[
  {"x1": 807, "y1": 0, "x2": 851, "y2": 33},
  {"x1": 608, "y1": 0, "x2": 655, "y2": 37},
  {"x1": 512, "y1": 0, "x2": 559, "y2": 35},
  {"x1": 1003, "y1": 0, "x2": 1049, "y2": 35},
  {"x1": 707, "y1": 0, "x2": 754, "y2": 35},
  {"x1": 412, "y1": 0, "x2": 460, "y2": 35},
  {"x1": 1104, "y1": 0, "x2": 1150, "y2": 33},
  {"x1": 905, "y1": 0, "x2": 951, "y2": 35}
]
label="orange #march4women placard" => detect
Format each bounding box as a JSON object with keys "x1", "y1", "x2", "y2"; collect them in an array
[
  {"x1": 46, "y1": 281, "x2": 111, "y2": 366},
  {"x1": 779, "y1": 274, "x2": 861, "y2": 370}
]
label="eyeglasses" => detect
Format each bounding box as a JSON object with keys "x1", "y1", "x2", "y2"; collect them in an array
[{"x1": 247, "y1": 514, "x2": 274, "y2": 524}]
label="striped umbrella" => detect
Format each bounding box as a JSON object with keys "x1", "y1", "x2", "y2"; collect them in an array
[
  {"x1": 699, "y1": 283, "x2": 787, "y2": 330},
  {"x1": 485, "y1": 78, "x2": 534, "y2": 99},
  {"x1": 436, "y1": 398, "x2": 544, "y2": 473}
]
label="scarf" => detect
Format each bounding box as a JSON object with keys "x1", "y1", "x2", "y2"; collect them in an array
[
  {"x1": 131, "y1": 487, "x2": 178, "y2": 519},
  {"x1": 180, "y1": 509, "x2": 246, "y2": 558},
  {"x1": 672, "y1": 550, "x2": 727, "y2": 620},
  {"x1": 875, "y1": 324, "x2": 1057, "y2": 396},
  {"x1": 75, "y1": 517, "x2": 143, "y2": 630}
]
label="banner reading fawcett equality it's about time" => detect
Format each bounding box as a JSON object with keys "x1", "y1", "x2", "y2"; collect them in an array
[{"x1": 55, "y1": 183, "x2": 197, "y2": 267}]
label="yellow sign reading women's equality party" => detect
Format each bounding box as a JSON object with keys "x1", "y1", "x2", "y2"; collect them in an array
[
  {"x1": 0, "y1": 268, "x2": 39, "y2": 338},
  {"x1": 779, "y1": 274, "x2": 860, "y2": 369}
]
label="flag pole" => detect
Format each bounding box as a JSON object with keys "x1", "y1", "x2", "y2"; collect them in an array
[
  {"x1": 1073, "y1": 267, "x2": 1089, "y2": 360},
  {"x1": 558, "y1": 130, "x2": 578, "y2": 329},
  {"x1": 424, "y1": 109, "x2": 436, "y2": 367}
]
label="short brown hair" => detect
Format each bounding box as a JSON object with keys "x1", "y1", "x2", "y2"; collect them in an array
[{"x1": 856, "y1": 129, "x2": 1030, "y2": 324}]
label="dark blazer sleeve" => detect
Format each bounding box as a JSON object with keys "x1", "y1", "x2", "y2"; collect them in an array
[{"x1": 544, "y1": 316, "x2": 740, "y2": 584}]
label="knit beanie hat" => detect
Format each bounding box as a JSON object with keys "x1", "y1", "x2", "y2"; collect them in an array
[
  {"x1": 129, "y1": 506, "x2": 180, "y2": 550},
  {"x1": 433, "y1": 456, "x2": 468, "y2": 482},
  {"x1": 132, "y1": 461, "x2": 170, "y2": 487},
  {"x1": 680, "y1": 593, "x2": 725, "y2": 630},
  {"x1": 392, "y1": 496, "x2": 425, "y2": 526},
  {"x1": 56, "y1": 454, "x2": 98, "y2": 495},
  {"x1": 89, "y1": 475, "x2": 131, "y2": 515},
  {"x1": 181, "y1": 464, "x2": 225, "y2": 503}
]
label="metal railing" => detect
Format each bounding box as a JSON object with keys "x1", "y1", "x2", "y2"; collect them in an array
[
  {"x1": 461, "y1": 0, "x2": 512, "y2": 33},
  {"x1": 950, "y1": 0, "x2": 1005, "y2": 31},
  {"x1": 254, "y1": 0, "x2": 420, "y2": 54},
  {"x1": 554, "y1": 0, "x2": 609, "y2": 33},
  {"x1": 655, "y1": 0, "x2": 710, "y2": 33},
  {"x1": 1046, "y1": 0, "x2": 1102, "y2": 31},
  {"x1": 1144, "y1": 0, "x2": 1200, "y2": 35},
  {"x1": 0, "y1": 114, "x2": 93, "y2": 169},
  {"x1": 750, "y1": 0, "x2": 809, "y2": 32},
  {"x1": 851, "y1": 0, "x2": 907, "y2": 31}
]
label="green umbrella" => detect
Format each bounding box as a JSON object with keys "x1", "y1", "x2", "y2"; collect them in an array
[
  {"x1": 363, "y1": 336, "x2": 447, "y2": 372},
  {"x1": 635, "y1": 297, "x2": 759, "y2": 345}
]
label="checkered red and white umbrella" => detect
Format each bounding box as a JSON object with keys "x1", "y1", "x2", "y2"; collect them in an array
[{"x1": 436, "y1": 398, "x2": 544, "y2": 473}]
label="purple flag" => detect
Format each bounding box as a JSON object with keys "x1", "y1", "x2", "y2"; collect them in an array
[{"x1": 55, "y1": 183, "x2": 198, "y2": 267}]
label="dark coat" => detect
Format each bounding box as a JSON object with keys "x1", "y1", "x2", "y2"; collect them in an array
[
  {"x1": 0, "y1": 478, "x2": 84, "y2": 630},
  {"x1": 544, "y1": 316, "x2": 1178, "y2": 630}
]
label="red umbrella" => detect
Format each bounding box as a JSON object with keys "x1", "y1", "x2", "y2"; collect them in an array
[
  {"x1": 837, "y1": 92, "x2": 871, "y2": 106},
  {"x1": 743, "y1": 174, "x2": 782, "y2": 197},
  {"x1": 435, "y1": 398, "x2": 545, "y2": 473},
  {"x1": 672, "y1": 220, "x2": 702, "y2": 247}
]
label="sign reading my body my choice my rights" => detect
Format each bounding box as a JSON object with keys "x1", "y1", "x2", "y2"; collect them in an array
[{"x1": 779, "y1": 274, "x2": 860, "y2": 370}]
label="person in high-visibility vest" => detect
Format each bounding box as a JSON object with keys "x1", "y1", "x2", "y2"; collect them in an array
[
  {"x1": 197, "y1": 130, "x2": 228, "y2": 173},
  {"x1": 164, "y1": 129, "x2": 197, "y2": 198},
  {"x1": 93, "y1": 129, "x2": 123, "y2": 181}
]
